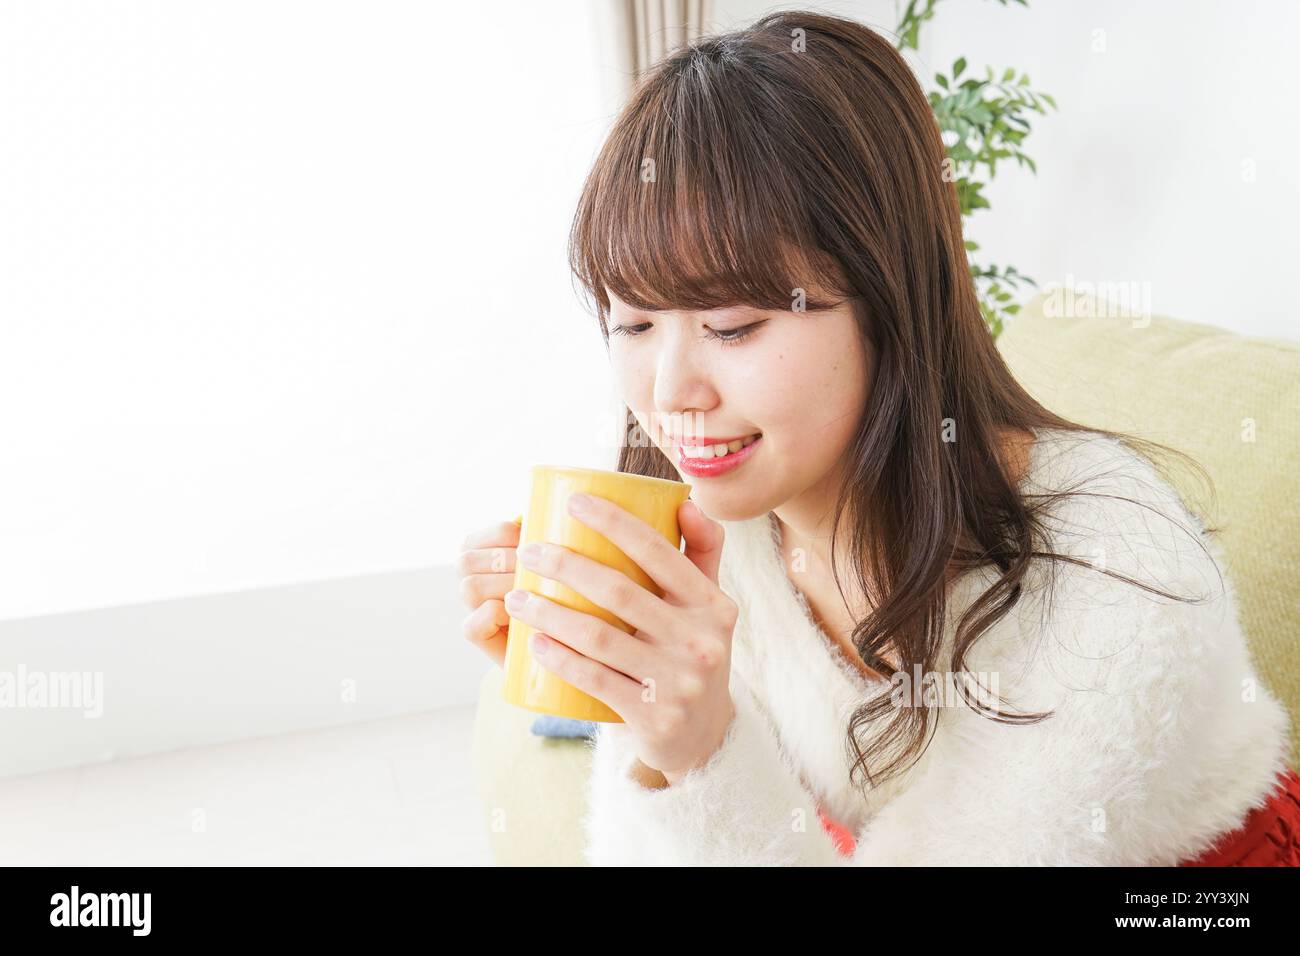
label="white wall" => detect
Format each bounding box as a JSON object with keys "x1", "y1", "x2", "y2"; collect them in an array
[
  {"x1": 0, "y1": 0, "x2": 620, "y2": 623},
  {"x1": 0, "y1": 0, "x2": 635, "y2": 777},
  {"x1": 714, "y1": 0, "x2": 1298, "y2": 339}
]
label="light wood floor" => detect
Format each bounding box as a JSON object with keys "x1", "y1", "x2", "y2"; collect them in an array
[{"x1": 0, "y1": 705, "x2": 493, "y2": 866}]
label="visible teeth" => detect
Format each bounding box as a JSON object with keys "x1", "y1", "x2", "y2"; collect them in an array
[{"x1": 682, "y1": 434, "x2": 759, "y2": 459}]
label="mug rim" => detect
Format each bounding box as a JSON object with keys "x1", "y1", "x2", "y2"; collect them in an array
[{"x1": 529, "y1": 464, "x2": 692, "y2": 492}]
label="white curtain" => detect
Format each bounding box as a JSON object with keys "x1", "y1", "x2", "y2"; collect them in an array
[{"x1": 592, "y1": 0, "x2": 715, "y2": 114}]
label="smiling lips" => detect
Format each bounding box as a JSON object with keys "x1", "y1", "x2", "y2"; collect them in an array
[
  {"x1": 674, "y1": 433, "x2": 764, "y2": 477},
  {"x1": 677, "y1": 433, "x2": 762, "y2": 459},
  {"x1": 681, "y1": 434, "x2": 759, "y2": 463}
]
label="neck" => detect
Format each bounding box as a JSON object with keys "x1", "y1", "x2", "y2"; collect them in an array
[
  {"x1": 771, "y1": 464, "x2": 857, "y2": 594},
  {"x1": 773, "y1": 443, "x2": 878, "y2": 593},
  {"x1": 772, "y1": 480, "x2": 890, "y2": 674},
  {"x1": 771, "y1": 510, "x2": 852, "y2": 589}
]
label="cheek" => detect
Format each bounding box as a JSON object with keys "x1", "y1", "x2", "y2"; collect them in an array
[
  {"x1": 608, "y1": 349, "x2": 663, "y2": 444},
  {"x1": 608, "y1": 349, "x2": 651, "y2": 403},
  {"x1": 822, "y1": 351, "x2": 870, "y2": 425},
  {"x1": 767, "y1": 333, "x2": 870, "y2": 447}
]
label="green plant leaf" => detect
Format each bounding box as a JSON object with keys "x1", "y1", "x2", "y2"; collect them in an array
[{"x1": 897, "y1": 0, "x2": 1048, "y2": 336}]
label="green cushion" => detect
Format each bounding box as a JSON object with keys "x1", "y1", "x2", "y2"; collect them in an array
[{"x1": 997, "y1": 289, "x2": 1300, "y2": 768}]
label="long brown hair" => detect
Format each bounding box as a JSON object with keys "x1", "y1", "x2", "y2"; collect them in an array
[{"x1": 567, "y1": 10, "x2": 1220, "y2": 791}]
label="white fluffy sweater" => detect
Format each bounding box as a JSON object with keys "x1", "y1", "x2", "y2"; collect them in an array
[{"x1": 579, "y1": 427, "x2": 1294, "y2": 866}]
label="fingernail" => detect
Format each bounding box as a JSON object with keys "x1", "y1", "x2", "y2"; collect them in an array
[
  {"x1": 530, "y1": 632, "x2": 549, "y2": 656},
  {"x1": 519, "y1": 543, "x2": 543, "y2": 563},
  {"x1": 567, "y1": 492, "x2": 591, "y2": 514},
  {"x1": 505, "y1": 589, "x2": 528, "y2": 610}
]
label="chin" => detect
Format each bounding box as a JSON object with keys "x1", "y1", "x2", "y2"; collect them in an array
[{"x1": 683, "y1": 496, "x2": 766, "y2": 524}]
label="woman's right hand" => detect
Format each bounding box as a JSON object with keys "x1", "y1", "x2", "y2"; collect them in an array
[{"x1": 456, "y1": 517, "x2": 522, "y2": 668}]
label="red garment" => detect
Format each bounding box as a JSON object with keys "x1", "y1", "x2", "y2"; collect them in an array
[
  {"x1": 816, "y1": 804, "x2": 858, "y2": 856},
  {"x1": 1179, "y1": 767, "x2": 1300, "y2": 867},
  {"x1": 816, "y1": 767, "x2": 1300, "y2": 865}
]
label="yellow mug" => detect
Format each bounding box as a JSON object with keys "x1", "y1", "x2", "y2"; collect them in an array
[{"x1": 501, "y1": 465, "x2": 693, "y2": 722}]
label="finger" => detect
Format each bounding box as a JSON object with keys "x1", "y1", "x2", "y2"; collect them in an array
[
  {"x1": 515, "y1": 542, "x2": 669, "y2": 638},
  {"x1": 678, "y1": 498, "x2": 726, "y2": 584},
  {"x1": 460, "y1": 519, "x2": 523, "y2": 552},
  {"x1": 457, "y1": 571, "x2": 515, "y2": 610},
  {"x1": 505, "y1": 588, "x2": 654, "y2": 677},
  {"x1": 462, "y1": 600, "x2": 509, "y2": 667},
  {"x1": 564, "y1": 492, "x2": 707, "y2": 601},
  {"x1": 456, "y1": 546, "x2": 517, "y2": 577},
  {"x1": 527, "y1": 630, "x2": 643, "y2": 719}
]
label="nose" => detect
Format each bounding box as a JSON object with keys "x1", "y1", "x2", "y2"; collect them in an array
[{"x1": 651, "y1": 327, "x2": 718, "y2": 427}]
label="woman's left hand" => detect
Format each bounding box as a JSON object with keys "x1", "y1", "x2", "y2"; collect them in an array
[{"x1": 506, "y1": 491, "x2": 738, "y2": 783}]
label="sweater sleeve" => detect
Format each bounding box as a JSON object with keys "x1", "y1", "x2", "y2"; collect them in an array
[{"x1": 579, "y1": 680, "x2": 845, "y2": 867}]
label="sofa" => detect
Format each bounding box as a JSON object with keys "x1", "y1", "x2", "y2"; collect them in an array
[{"x1": 471, "y1": 288, "x2": 1300, "y2": 866}]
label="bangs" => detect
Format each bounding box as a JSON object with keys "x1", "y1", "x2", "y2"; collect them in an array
[{"x1": 568, "y1": 55, "x2": 853, "y2": 326}]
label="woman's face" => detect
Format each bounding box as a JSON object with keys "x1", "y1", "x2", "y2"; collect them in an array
[{"x1": 606, "y1": 289, "x2": 875, "y2": 522}]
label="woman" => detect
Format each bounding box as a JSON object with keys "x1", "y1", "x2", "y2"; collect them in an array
[{"x1": 457, "y1": 10, "x2": 1296, "y2": 865}]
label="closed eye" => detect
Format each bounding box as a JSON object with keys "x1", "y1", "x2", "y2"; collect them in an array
[{"x1": 608, "y1": 320, "x2": 766, "y2": 347}]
